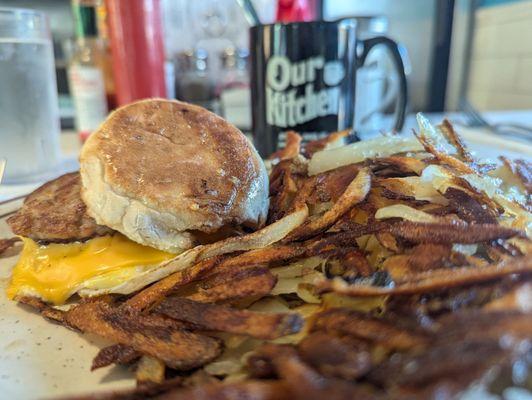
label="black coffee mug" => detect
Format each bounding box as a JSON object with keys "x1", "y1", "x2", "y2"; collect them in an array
[{"x1": 250, "y1": 19, "x2": 407, "y2": 156}]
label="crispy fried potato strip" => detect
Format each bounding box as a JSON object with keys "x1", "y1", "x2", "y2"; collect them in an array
[
  {"x1": 215, "y1": 229, "x2": 376, "y2": 274},
  {"x1": 372, "y1": 156, "x2": 427, "y2": 176},
  {"x1": 251, "y1": 343, "x2": 376, "y2": 400},
  {"x1": 126, "y1": 257, "x2": 221, "y2": 311},
  {"x1": 386, "y1": 220, "x2": 522, "y2": 244},
  {"x1": 298, "y1": 332, "x2": 372, "y2": 380},
  {"x1": 18, "y1": 297, "x2": 222, "y2": 370},
  {"x1": 368, "y1": 310, "x2": 532, "y2": 398},
  {"x1": 186, "y1": 266, "x2": 277, "y2": 303},
  {"x1": 219, "y1": 243, "x2": 306, "y2": 269},
  {"x1": 92, "y1": 344, "x2": 140, "y2": 371},
  {"x1": 65, "y1": 302, "x2": 222, "y2": 370},
  {"x1": 268, "y1": 157, "x2": 308, "y2": 222},
  {"x1": 415, "y1": 130, "x2": 477, "y2": 175},
  {"x1": 318, "y1": 256, "x2": 532, "y2": 296},
  {"x1": 155, "y1": 297, "x2": 303, "y2": 340},
  {"x1": 269, "y1": 131, "x2": 302, "y2": 161},
  {"x1": 311, "y1": 308, "x2": 427, "y2": 350},
  {"x1": 288, "y1": 168, "x2": 371, "y2": 240},
  {"x1": 383, "y1": 244, "x2": 454, "y2": 279},
  {"x1": 0, "y1": 237, "x2": 21, "y2": 256},
  {"x1": 500, "y1": 156, "x2": 532, "y2": 194},
  {"x1": 17, "y1": 295, "x2": 66, "y2": 323},
  {"x1": 439, "y1": 119, "x2": 474, "y2": 162},
  {"x1": 307, "y1": 164, "x2": 362, "y2": 205},
  {"x1": 443, "y1": 187, "x2": 497, "y2": 223}
]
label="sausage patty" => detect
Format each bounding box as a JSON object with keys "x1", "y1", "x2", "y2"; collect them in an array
[{"x1": 7, "y1": 172, "x2": 112, "y2": 242}]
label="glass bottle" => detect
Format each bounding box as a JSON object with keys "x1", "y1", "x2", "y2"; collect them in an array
[
  {"x1": 176, "y1": 49, "x2": 222, "y2": 116},
  {"x1": 219, "y1": 47, "x2": 251, "y2": 128},
  {"x1": 68, "y1": 0, "x2": 108, "y2": 142}
]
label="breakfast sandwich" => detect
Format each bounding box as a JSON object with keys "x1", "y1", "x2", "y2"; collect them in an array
[{"x1": 6, "y1": 99, "x2": 270, "y2": 305}]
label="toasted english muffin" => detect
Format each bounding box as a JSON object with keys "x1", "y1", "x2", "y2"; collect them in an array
[{"x1": 80, "y1": 99, "x2": 269, "y2": 253}]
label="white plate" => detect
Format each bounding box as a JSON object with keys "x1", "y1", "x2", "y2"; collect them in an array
[{"x1": 0, "y1": 205, "x2": 136, "y2": 400}]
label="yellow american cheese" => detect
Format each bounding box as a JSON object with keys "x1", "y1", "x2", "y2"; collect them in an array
[{"x1": 7, "y1": 234, "x2": 174, "y2": 305}]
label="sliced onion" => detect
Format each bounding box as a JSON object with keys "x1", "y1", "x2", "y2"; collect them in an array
[
  {"x1": 271, "y1": 304, "x2": 320, "y2": 345},
  {"x1": 270, "y1": 271, "x2": 323, "y2": 296},
  {"x1": 204, "y1": 359, "x2": 242, "y2": 376},
  {"x1": 490, "y1": 165, "x2": 528, "y2": 205},
  {"x1": 452, "y1": 244, "x2": 478, "y2": 256},
  {"x1": 322, "y1": 293, "x2": 387, "y2": 312},
  {"x1": 248, "y1": 297, "x2": 290, "y2": 313},
  {"x1": 375, "y1": 204, "x2": 440, "y2": 223},
  {"x1": 420, "y1": 164, "x2": 455, "y2": 193},
  {"x1": 308, "y1": 136, "x2": 423, "y2": 175},
  {"x1": 462, "y1": 173, "x2": 501, "y2": 198},
  {"x1": 199, "y1": 205, "x2": 309, "y2": 260},
  {"x1": 270, "y1": 257, "x2": 325, "y2": 279},
  {"x1": 296, "y1": 283, "x2": 322, "y2": 304},
  {"x1": 380, "y1": 176, "x2": 448, "y2": 205}
]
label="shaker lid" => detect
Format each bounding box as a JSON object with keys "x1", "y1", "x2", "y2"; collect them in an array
[
  {"x1": 177, "y1": 49, "x2": 209, "y2": 72},
  {"x1": 220, "y1": 48, "x2": 249, "y2": 69}
]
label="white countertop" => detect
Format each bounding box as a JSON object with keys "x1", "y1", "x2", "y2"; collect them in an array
[{"x1": 1, "y1": 112, "x2": 531, "y2": 203}]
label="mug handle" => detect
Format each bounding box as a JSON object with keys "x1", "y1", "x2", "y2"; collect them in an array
[{"x1": 357, "y1": 36, "x2": 408, "y2": 132}]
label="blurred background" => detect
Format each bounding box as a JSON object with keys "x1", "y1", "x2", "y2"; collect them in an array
[{"x1": 1, "y1": 0, "x2": 531, "y2": 132}]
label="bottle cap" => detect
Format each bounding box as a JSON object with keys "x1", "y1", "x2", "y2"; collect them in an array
[{"x1": 72, "y1": 3, "x2": 98, "y2": 38}]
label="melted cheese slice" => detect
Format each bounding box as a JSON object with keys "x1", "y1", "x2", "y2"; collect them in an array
[{"x1": 7, "y1": 234, "x2": 174, "y2": 305}]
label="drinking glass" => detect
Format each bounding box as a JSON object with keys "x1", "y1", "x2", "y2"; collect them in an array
[{"x1": 0, "y1": 8, "x2": 61, "y2": 183}]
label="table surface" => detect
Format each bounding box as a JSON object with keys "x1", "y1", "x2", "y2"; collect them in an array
[{"x1": 1, "y1": 111, "x2": 531, "y2": 202}]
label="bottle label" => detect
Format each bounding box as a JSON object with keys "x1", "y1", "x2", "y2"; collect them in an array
[{"x1": 68, "y1": 65, "x2": 108, "y2": 141}]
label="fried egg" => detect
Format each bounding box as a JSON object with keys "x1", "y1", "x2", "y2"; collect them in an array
[{"x1": 7, "y1": 234, "x2": 175, "y2": 305}]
